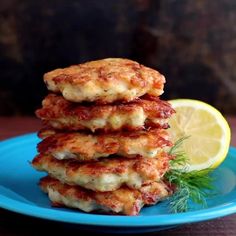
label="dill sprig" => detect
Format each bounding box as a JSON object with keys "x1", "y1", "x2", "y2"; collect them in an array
[
  {"x1": 165, "y1": 168, "x2": 214, "y2": 213},
  {"x1": 168, "y1": 136, "x2": 189, "y2": 168},
  {"x1": 165, "y1": 137, "x2": 215, "y2": 213},
  {"x1": 168, "y1": 136, "x2": 190, "y2": 156}
]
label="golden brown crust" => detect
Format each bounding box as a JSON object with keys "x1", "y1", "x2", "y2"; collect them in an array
[
  {"x1": 38, "y1": 127, "x2": 57, "y2": 139},
  {"x1": 36, "y1": 94, "x2": 175, "y2": 132},
  {"x1": 37, "y1": 128, "x2": 172, "y2": 161},
  {"x1": 44, "y1": 58, "x2": 165, "y2": 103},
  {"x1": 40, "y1": 176, "x2": 171, "y2": 215},
  {"x1": 32, "y1": 152, "x2": 171, "y2": 192}
]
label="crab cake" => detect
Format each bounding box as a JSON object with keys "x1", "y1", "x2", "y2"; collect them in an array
[
  {"x1": 40, "y1": 176, "x2": 171, "y2": 215},
  {"x1": 44, "y1": 58, "x2": 165, "y2": 104},
  {"x1": 38, "y1": 127, "x2": 57, "y2": 139},
  {"x1": 32, "y1": 152, "x2": 171, "y2": 192},
  {"x1": 37, "y1": 129, "x2": 172, "y2": 161},
  {"x1": 36, "y1": 94, "x2": 175, "y2": 132}
]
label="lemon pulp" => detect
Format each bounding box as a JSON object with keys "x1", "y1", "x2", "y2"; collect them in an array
[{"x1": 168, "y1": 99, "x2": 231, "y2": 171}]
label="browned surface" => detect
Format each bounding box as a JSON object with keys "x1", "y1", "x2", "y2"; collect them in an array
[
  {"x1": 37, "y1": 128, "x2": 172, "y2": 161},
  {"x1": 32, "y1": 153, "x2": 170, "y2": 191},
  {"x1": 40, "y1": 176, "x2": 170, "y2": 216},
  {"x1": 44, "y1": 58, "x2": 165, "y2": 103},
  {"x1": 36, "y1": 94, "x2": 174, "y2": 132},
  {"x1": 0, "y1": 116, "x2": 236, "y2": 235}
]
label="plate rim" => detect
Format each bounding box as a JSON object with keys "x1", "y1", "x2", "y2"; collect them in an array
[{"x1": 0, "y1": 133, "x2": 236, "y2": 227}]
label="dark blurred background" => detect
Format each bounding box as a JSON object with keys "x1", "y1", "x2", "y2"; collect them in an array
[{"x1": 0, "y1": 0, "x2": 236, "y2": 116}]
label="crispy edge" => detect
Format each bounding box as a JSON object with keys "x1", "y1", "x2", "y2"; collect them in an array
[
  {"x1": 37, "y1": 129, "x2": 173, "y2": 161},
  {"x1": 43, "y1": 58, "x2": 165, "y2": 103},
  {"x1": 40, "y1": 176, "x2": 172, "y2": 215},
  {"x1": 32, "y1": 153, "x2": 171, "y2": 191},
  {"x1": 36, "y1": 94, "x2": 175, "y2": 132}
]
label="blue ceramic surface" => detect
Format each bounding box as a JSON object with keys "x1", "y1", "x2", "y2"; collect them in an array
[{"x1": 0, "y1": 133, "x2": 236, "y2": 233}]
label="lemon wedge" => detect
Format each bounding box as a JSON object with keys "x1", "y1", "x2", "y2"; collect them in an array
[{"x1": 168, "y1": 99, "x2": 231, "y2": 171}]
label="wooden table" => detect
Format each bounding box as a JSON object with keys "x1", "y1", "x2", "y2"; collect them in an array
[{"x1": 0, "y1": 116, "x2": 236, "y2": 236}]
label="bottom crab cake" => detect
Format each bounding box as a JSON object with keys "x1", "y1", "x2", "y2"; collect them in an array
[
  {"x1": 32, "y1": 153, "x2": 171, "y2": 192},
  {"x1": 40, "y1": 176, "x2": 172, "y2": 215},
  {"x1": 37, "y1": 128, "x2": 172, "y2": 161}
]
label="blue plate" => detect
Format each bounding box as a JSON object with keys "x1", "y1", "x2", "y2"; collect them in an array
[{"x1": 0, "y1": 133, "x2": 236, "y2": 233}]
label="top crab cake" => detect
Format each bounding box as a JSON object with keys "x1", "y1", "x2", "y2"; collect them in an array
[{"x1": 43, "y1": 58, "x2": 165, "y2": 103}]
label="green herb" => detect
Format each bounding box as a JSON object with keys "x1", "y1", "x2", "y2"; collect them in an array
[
  {"x1": 165, "y1": 168, "x2": 214, "y2": 213},
  {"x1": 168, "y1": 136, "x2": 190, "y2": 156},
  {"x1": 168, "y1": 136, "x2": 189, "y2": 168},
  {"x1": 165, "y1": 137, "x2": 215, "y2": 213}
]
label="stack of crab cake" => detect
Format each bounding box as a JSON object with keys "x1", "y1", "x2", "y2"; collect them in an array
[{"x1": 32, "y1": 58, "x2": 175, "y2": 216}]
